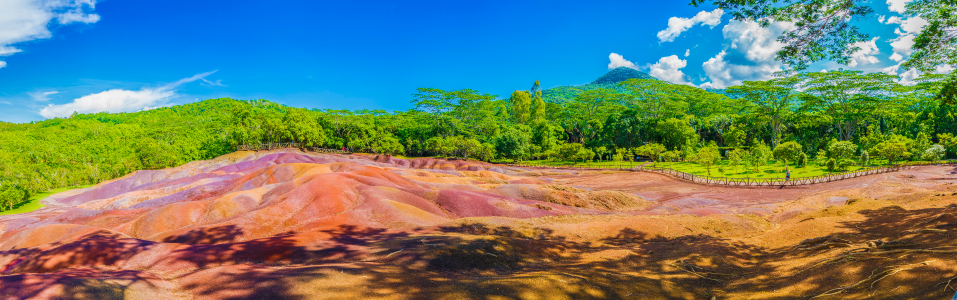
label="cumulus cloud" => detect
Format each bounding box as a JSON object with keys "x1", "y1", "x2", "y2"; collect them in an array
[
  {"x1": 647, "y1": 55, "x2": 690, "y2": 84},
  {"x1": 608, "y1": 53, "x2": 637, "y2": 69},
  {"x1": 685, "y1": 49, "x2": 690, "y2": 57},
  {"x1": 885, "y1": 16, "x2": 902, "y2": 24},
  {"x1": 848, "y1": 37, "x2": 881, "y2": 67},
  {"x1": 699, "y1": 20, "x2": 795, "y2": 89},
  {"x1": 882, "y1": 61, "x2": 954, "y2": 85},
  {"x1": 657, "y1": 9, "x2": 724, "y2": 43},
  {"x1": 882, "y1": 63, "x2": 920, "y2": 85},
  {"x1": 936, "y1": 64, "x2": 955, "y2": 74},
  {"x1": 0, "y1": 0, "x2": 99, "y2": 68},
  {"x1": 888, "y1": 17, "x2": 928, "y2": 62},
  {"x1": 39, "y1": 71, "x2": 217, "y2": 119},
  {"x1": 887, "y1": 0, "x2": 912, "y2": 13},
  {"x1": 28, "y1": 90, "x2": 59, "y2": 102},
  {"x1": 0, "y1": 61, "x2": 5, "y2": 69}
]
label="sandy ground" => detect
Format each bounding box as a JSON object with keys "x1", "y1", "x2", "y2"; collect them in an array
[{"x1": 1, "y1": 150, "x2": 956, "y2": 299}]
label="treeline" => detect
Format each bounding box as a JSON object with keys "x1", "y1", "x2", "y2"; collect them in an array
[
  {"x1": 224, "y1": 70, "x2": 957, "y2": 166},
  {"x1": 2, "y1": 69, "x2": 956, "y2": 211},
  {"x1": 0, "y1": 99, "x2": 237, "y2": 210}
]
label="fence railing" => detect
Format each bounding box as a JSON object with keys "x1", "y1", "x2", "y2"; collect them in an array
[
  {"x1": 236, "y1": 143, "x2": 347, "y2": 154},
  {"x1": 511, "y1": 160, "x2": 957, "y2": 186}
]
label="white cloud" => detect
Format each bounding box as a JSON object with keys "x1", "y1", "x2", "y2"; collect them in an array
[
  {"x1": 881, "y1": 63, "x2": 920, "y2": 85},
  {"x1": 28, "y1": 90, "x2": 59, "y2": 102},
  {"x1": 699, "y1": 20, "x2": 795, "y2": 89},
  {"x1": 878, "y1": 15, "x2": 886, "y2": 23},
  {"x1": 900, "y1": 17, "x2": 928, "y2": 33},
  {"x1": 0, "y1": 0, "x2": 99, "y2": 67},
  {"x1": 888, "y1": 17, "x2": 927, "y2": 62},
  {"x1": 883, "y1": 61, "x2": 954, "y2": 85},
  {"x1": 657, "y1": 9, "x2": 724, "y2": 43},
  {"x1": 684, "y1": 49, "x2": 690, "y2": 57},
  {"x1": 848, "y1": 37, "x2": 881, "y2": 67},
  {"x1": 201, "y1": 78, "x2": 225, "y2": 86},
  {"x1": 889, "y1": 34, "x2": 913, "y2": 61},
  {"x1": 647, "y1": 55, "x2": 690, "y2": 84},
  {"x1": 0, "y1": 61, "x2": 5, "y2": 69},
  {"x1": 608, "y1": 53, "x2": 637, "y2": 69},
  {"x1": 885, "y1": 16, "x2": 902, "y2": 24},
  {"x1": 38, "y1": 71, "x2": 217, "y2": 119},
  {"x1": 887, "y1": 0, "x2": 912, "y2": 14},
  {"x1": 935, "y1": 64, "x2": 955, "y2": 74}
]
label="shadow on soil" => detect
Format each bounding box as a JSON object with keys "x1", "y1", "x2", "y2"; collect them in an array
[{"x1": 5, "y1": 204, "x2": 957, "y2": 299}]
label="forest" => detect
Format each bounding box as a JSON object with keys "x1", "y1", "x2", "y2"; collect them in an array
[{"x1": 1, "y1": 68, "x2": 956, "y2": 211}]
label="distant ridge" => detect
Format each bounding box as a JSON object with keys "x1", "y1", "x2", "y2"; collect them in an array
[
  {"x1": 541, "y1": 67, "x2": 657, "y2": 103},
  {"x1": 590, "y1": 67, "x2": 655, "y2": 85}
]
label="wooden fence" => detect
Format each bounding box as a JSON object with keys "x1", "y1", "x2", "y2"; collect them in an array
[
  {"x1": 512, "y1": 160, "x2": 957, "y2": 187},
  {"x1": 236, "y1": 143, "x2": 347, "y2": 154}
]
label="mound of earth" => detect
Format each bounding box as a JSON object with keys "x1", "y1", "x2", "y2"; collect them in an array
[{"x1": 1, "y1": 149, "x2": 956, "y2": 299}]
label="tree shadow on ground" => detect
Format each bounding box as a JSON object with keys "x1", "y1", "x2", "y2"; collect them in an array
[
  {"x1": 4, "y1": 230, "x2": 155, "y2": 274},
  {"x1": 162, "y1": 225, "x2": 245, "y2": 244},
  {"x1": 9, "y1": 208, "x2": 957, "y2": 299},
  {"x1": 0, "y1": 268, "x2": 162, "y2": 299},
  {"x1": 728, "y1": 203, "x2": 957, "y2": 299}
]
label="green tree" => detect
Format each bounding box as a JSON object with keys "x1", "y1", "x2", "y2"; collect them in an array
[
  {"x1": 557, "y1": 143, "x2": 585, "y2": 162},
  {"x1": 801, "y1": 71, "x2": 898, "y2": 141},
  {"x1": 509, "y1": 91, "x2": 532, "y2": 124},
  {"x1": 727, "y1": 77, "x2": 800, "y2": 147},
  {"x1": 773, "y1": 141, "x2": 803, "y2": 169},
  {"x1": 636, "y1": 143, "x2": 667, "y2": 163},
  {"x1": 619, "y1": 79, "x2": 688, "y2": 119},
  {"x1": 925, "y1": 144, "x2": 946, "y2": 161},
  {"x1": 494, "y1": 125, "x2": 532, "y2": 160},
  {"x1": 693, "y1": 146, "x2": 722, "y2": 176},
  {"x1": 872, "y1": 135, "x2": 913, "y2": 164},
  {"x1": 655, "y1": 117, "x2": 698, "y2": 151},
  {"x1": 750, "y1": 141, "x2": 772, "y2": 172},
  {"x1": 827, "y1": 140, "x2": 857, "y2": 170},
  {"x1": 728, "y1": 148, "x2": 746, "y2": 173},
  {"x1": 282, "y1": 108, "x2": 325, "y2": 147},
  {"x1": 594, "y1": 146, "x2": 608, "y2": 162},
  {"x1": 530, "y1": 80, "x2": 546, "y2": 121}
]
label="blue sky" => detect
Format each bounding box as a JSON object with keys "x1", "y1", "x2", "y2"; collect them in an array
[{"x1": 0, "y1": 0, "x2": 933, "y2": 123}]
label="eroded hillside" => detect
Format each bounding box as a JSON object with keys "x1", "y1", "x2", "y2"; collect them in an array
[{"x1": 1, "y1": 150, "x2": 956, "y2": 299}]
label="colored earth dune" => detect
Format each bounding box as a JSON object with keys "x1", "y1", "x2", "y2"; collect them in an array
[{"x1": 1, "y1": 150, "x2": 957, "y2": 299}]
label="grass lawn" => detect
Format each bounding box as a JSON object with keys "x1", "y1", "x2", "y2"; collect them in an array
[
  {"x1": 650, "y1": 160, "x2": 865, "y2": 179},
  {"x1": 0, "y1": 185, "x2": 93, "y2": 216},
  {"x1": 510, "y1": 158, "x2": 914, "y2": 179}
]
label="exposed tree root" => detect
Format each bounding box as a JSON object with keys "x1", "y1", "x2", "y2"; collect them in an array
[
  {"x1": 670, "y1": 260, "x2": 735, "y2": 283},
  {"x1": 810, "y1": 261, "x2": 934, "y2": 299},
  {"x1": 916, "y1": 213, "x2": 953, "y2": 227},
  {"x1": 937, "y1": 274, "x2": 957, "y2": 292},
  {"x1": 791, "y1": 236, "x2": 852, "y2": 252},
  {"x1": 903, "y1": 228, "x2": 948, "y2": 234}
]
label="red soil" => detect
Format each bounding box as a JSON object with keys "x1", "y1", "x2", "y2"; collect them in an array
[{"x1": 1, "y1": 149, "x2": 956, "y2": 299}]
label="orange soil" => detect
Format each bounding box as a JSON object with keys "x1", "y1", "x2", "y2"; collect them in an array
[{"x1": 1, "y1": 149, "x2": 956, "y2": 299}]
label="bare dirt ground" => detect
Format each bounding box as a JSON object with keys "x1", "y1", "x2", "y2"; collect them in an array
[{"x1": 1, "y1": 150, "x2": 956, "y2": 299}]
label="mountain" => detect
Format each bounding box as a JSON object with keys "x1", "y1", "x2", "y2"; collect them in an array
[
  {"x1": 590, "y1": 67, "x2": 656, "y2": 85},
  {"x1": 541, "y1": 67, "x2": 656, "y2": 104}
]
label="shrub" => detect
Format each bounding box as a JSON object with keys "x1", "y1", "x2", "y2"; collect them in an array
[
  {"x1": 773, "y1": 141, "x2": 803, "y2": 167},
  {"x1": 925, "y1": 144, "x2": 946, "y2": 161}
]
